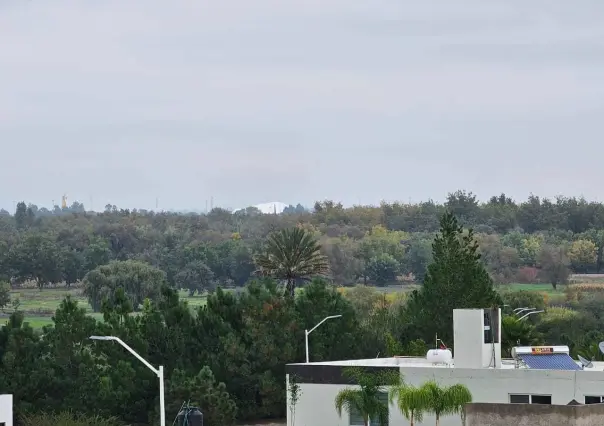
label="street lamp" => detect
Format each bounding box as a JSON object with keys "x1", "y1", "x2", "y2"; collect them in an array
[
  {"x1": 305, "y1": 315, "x2": 342, "y2": 363},
  {"x1": 517, "y1": 310, "x2": 544, "y2": 321},
  {"x1": 513, "y1": 307, "x2": 536, "y2": 315},
  {"x1": 90, "y1": 336, "x2": 165, "y2": 426}
]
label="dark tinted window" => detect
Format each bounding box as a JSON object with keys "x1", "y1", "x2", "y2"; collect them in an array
[
  {"x1": 531, "y1": 395, "x2": 552, "y2": 404},
  {"x1": 585, "y1": 396, "x2": 603, "y2": 404},
  {"x1": 509, "y1": 394, "x2": 530, "y2": 404}
]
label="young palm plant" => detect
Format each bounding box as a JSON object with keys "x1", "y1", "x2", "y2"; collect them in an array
[
  {"x1": 254, "y1": 227, "x2": 330, "y2": 297},
  {"x1": 335, "y1": 367, "x2": 401, "y2": 426},
  {"x1": 389, "y1": 383, "x2": 430, "y2": 426},
  {"x1": 421, "y1": 381, "x2": 472, "y2": 426}
]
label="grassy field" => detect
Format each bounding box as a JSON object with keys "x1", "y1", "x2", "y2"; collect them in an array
[
  {"x1": 504, "y1": 283, "x2": 563, "y2": 294},
  {"x1": 0, "y1": 288, "x2": 209, "y2": 329}
]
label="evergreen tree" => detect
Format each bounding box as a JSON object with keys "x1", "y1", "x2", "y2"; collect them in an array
[
  {"x1": 406, "y1": 211, "x2": 501, "y2": 346},
  {"x1": 14, "y1": 201, "x2": 27, "y2": 230}
]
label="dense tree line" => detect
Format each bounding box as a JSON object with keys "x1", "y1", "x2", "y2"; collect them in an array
[
  {"x1": 2, "y1": 192, "x2": 604, "y2": 294},
  {"x1": 0, "y1": 205, "x2": 602, "y2": 425}
]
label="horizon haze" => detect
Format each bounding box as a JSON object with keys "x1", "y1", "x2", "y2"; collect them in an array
[{"x1": 2, "y1": 0, "x2": 604, "y2": 211}]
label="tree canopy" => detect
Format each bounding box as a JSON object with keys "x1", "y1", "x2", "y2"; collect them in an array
[{"x1": 0, "y1": 194, "x2": 602, "y2": 424}]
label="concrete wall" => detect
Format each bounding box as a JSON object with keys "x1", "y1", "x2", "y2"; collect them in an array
[
  {"x1": 289, "y1": 366, "x2": 604, "y2": 426},
  {"x1": 453, "y1": 308, "x2": 502, "y2": 369},
  {"x1": 465, "y1": 402, "x2": 604, "y2": 426}
]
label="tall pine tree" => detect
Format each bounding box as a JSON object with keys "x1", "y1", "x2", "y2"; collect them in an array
[{"x1": 406, "y1": 211, "x2": 501, "y2": 347}]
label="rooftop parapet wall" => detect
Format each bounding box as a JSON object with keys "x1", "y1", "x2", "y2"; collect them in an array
[{"x1": 464, "y1": 402, "x2": 604, "y2": 426}]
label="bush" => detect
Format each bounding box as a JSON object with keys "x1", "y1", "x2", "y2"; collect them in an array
[
  {"x1": 20, "y1": 411, "x2": 123, "y2": 426},
  {"x1": 501, "y1": 290, "x2": 546, "y2": 311}
]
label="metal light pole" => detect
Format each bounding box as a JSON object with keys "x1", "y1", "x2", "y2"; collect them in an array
[
  {"x1": 305, "y1": 315, "x2": 342, "y2": 363},
  {"x1": 513, "y1": 307, "x2": 536, "y2": 315},
  {"x1": 90, "y1": 336, "x2": 165, "y2": 426},
  {"x1": 517, "y1": 310, "x2": 544, "y2": 321}
]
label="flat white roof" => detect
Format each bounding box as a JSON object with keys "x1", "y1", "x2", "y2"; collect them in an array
[{"x1": 290, "y1": 356, "x2": 604, "y2": 371}]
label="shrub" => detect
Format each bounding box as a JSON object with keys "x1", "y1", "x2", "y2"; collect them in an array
[
  {"x1": 501, "y1": 290, "x2": 546, "y2": 311},
  {"x1": 20, "y1": 411, "x2": 123, "y2": 426}
]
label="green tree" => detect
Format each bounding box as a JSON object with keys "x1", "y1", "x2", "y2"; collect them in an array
[
  {"x1": 254, "y1": 227, "x2": 330, "y2": 296},
  {"x1": 403, "y1": 237, "x2": 433, "y2": 282},
  {"x1": 7, "y1": 232, "x2": 63, "y2": 289},
  {"x1": 568, "y1": 239, "x2": 597, "y2": 273},
  {"x1": 82, "y1": 260, "x2": 167, "y2": 312},
  {"x1": 175, "y1": 260, "x2": 215, "y2": 296},
  {"x1": 323, "y1": 237, "x2": 362, "y2": 286},
  {"x1": 163, "y1": 366, "x2": 237, "y2": 426},
  {"x1": 366, "y1": 254, "x2": 399, "y2": 286},
  {"x1": 14, "y1": 201, "x2": 28, "y2": 230},
  {"x1": 501, "y1": 290, "x2": 545, "y2": 312},
  {"x1": 537, "y1": 244, "x2": 570, "y2": 289},
  {"x1": 406, "y1": 212, "x2": 501, "y2": 345},
  {"x1": 335, "y1": 367, "x2": 401, "y2": 426},
  {"x1": 421, "y1": 381, "x2": 472, "y2": 426},
  {"x1": 389, "y1": 384, "x2": 430, "y2": 426},
  {"x1": 296, "y1": 279, "x2": 365, "y2": 361}
]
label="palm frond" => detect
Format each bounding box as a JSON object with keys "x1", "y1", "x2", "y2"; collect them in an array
[
  {"x1": 335, "y1": 388, "x2": 365, "y2": 418},
  {"x1": 442, "y1": 383, "x2": 473, "y2": 415},
  {"x1": 253, "y1": 228, "x2": 330, "y2": 294},
  {"x1": 390, "y1": 384, "x2": 430, "y2": 423}
]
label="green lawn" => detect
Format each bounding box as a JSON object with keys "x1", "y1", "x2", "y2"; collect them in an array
[
  {"x1": 0, "y1": 288, "x2": 209, "y2": 329},
  {"x1": 504, "y1": 283, "x2": 563, "y2": 294}
]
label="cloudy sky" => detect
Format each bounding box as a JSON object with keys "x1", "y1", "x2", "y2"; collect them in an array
[{"x1": 1, "y1": 0, "x2": 604, "y2": 211}]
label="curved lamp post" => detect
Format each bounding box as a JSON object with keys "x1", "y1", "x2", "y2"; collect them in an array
[
  {"x1": 517, "y1": 310, "x2": 544, "y2": 321},
  {"x1": 305, "y1": 315, "x2": 342, "y2": 363},
  {"x1": 90, "y1": 336, "x2": 165, "y2": 426}
]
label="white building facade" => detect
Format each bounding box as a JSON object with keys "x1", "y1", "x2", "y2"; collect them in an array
[
  {"x1": 0, "y1": 394, "x2": 13, "y2": 426},
  {"x1": 286, "y1": 308, "x2": 604, "y2": 426}
]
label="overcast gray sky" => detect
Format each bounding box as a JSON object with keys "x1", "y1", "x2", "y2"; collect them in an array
[{"x1": 2, "y1": 0, "x2": 604, "y2": 211}]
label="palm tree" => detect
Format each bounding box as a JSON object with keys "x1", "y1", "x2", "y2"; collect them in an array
[
  {"x1": 389, "y1": 384, "x2": 430, "y2": 426},
  {"x1": 421, "y1": 381, "x2": 472, "y2": 426},
  {"x1": 501, "y1": 315, "x2": 543, "y2": 357},
  {"x1": 254, "y1": 227, "x2": 330, "y2": 296},
  {"x1": 334, "y1": 367, "x2": 401, "y2": 426}
]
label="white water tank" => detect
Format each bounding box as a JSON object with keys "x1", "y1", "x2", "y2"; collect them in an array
[{"x1": 427, "y1": 349, "x2": 453, "y2": 364}]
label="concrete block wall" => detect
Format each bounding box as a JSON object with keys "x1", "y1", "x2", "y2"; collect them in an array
[{"x1": 464, "y1": 402, "x2": 604, "y2": 426}]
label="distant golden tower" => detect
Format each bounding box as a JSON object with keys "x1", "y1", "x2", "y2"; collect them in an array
[{"x1": 61, "y1": 194, "x2": 68, "y2": 209}]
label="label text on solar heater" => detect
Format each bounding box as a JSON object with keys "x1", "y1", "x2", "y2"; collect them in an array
[{"x1": 531, "y1": 347, "x2": 554, "y2": 354}]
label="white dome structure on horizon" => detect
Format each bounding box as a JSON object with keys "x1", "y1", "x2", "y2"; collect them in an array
[{"x1": 233, "y1": 201, "x2": 289, "y2": 214}]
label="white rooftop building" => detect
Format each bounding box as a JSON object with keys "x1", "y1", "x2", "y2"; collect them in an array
[{"x1": 286, "y1": 308, "x2": 604, "y2": 426}]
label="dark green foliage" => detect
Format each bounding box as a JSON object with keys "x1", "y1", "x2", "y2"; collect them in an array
[
  {"x1": 163, "y1": 367, "x2": 237, "y2": 426},
  {"x1": 82, "y1": 260, "x2": 167, "y2": 312},
  {"x1": 406, "y1": 212, "x2": 502, "y2": 345},
  {"x1": 19, "y1": 411, "x2": 123, "y2": 426},
  {"x1": 501, "y1": 315, "x2": 543, "y2": 357},
  {"x1": 0, "y1": 196, "x2": 604, "y2": 425},
  {"x1": 501, "y1": 290, "x2": 546, "y2": 312}
]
